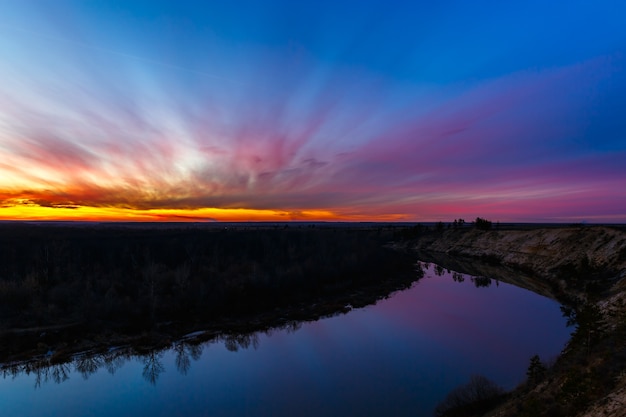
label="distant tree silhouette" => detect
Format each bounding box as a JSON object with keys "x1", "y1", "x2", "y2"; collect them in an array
[
  {"x1": 474, "y1": 217, "x2": 492, "y2": 231},
  {"x1": 0, "y1": 223, "x2": 418, "y2": 358}
]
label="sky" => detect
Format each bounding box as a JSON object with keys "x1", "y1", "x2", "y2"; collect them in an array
[{"x1": 0, "y1": 1, "x2": 625, "y2": 222}]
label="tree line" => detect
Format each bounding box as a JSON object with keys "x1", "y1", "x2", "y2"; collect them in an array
[{"x1": 0, "y1": 224, "x2": 416, "y2": 342}]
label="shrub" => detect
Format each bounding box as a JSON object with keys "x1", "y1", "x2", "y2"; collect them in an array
[{"x1": 434, "y1": 374, "x2": 505, "y2": 416}]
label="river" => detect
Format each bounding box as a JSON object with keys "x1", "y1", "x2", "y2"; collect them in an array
[{"x1": 0, "y1": 262, "x2": 571, "y2": 416}]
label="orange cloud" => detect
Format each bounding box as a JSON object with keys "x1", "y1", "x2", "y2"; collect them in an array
[{"x1": 0, "y1": 199, "x2": 409, "y2": 222}]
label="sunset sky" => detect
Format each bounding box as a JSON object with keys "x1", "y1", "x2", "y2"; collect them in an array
[{"x1": 1, "y1": 1, "x2": 625, "y2": 222}]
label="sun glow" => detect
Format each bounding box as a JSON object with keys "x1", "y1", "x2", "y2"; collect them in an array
[
  {"x1": 0, "y1": 202, "x2": 409, "y2": 222},
  {"x1": 0, "y1": 2, "x2": 624, "y2": 223}
]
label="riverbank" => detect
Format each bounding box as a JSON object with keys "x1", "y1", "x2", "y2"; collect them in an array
[
  {"x1": 0, "y1": 268, "x2": 418, "y2": 365},
  {"x1": 0, "y1": 223, "x2": 417, "y2": 364},
  {"x1": 399, "y1": 225, "x2": 626, "y2": 416},
  {"x1": 3, "y1": 222, "x2": 626, "y2": 416}
]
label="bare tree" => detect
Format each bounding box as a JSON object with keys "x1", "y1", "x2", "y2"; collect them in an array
[{"x1": 434, "y1": 374, "x2": 504, "y2": 417}]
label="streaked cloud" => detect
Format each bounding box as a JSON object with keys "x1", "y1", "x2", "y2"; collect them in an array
[{"x1": 0, "y1": 1, "x2": 625, "y2": 222}]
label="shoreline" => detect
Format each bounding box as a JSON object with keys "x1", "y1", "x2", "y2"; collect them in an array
[
  {"x1": 0, "y1": 264, "x2": 419, "y2": 365},
  {"x1": 401, "y1": 225, "x2": 626, "y2": 417},
  {"x1": 2, "y1": 223, "x2": 625, "y2": 415}
]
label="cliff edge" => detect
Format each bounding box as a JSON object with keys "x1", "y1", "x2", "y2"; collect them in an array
[{"x1": 403, "y1": 225, "x2": 626, "y2": 417}]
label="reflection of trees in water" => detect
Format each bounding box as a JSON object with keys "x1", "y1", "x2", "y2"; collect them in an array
[
  {"x1": 50, "y1": 363, "x2": 71, "y2": 384},
  {"x1": 0, "y1": 319, "x2": 307, "y2": 388},
  {"x1": 471, "y1": 276, "x2": 492, "y2": 288},
  {"x1": 174, "y1": 343, "x2": 190, "y2": 375},
  {"x1": 188, "y1": 343, "x2": 203, "y2": 361},
  {"x1": 142, "y1": 351, "x2": 165, "y2": 385},
  {"x1": 268, "y1": 321, "x2": 301, "y2": 335},
  {"x1": 103, "y1": 349, "x2": 130, "y2": 375},
  {"x1": 33, "y1": 362, "x2": 72, "y2": 388},
  {"x1": 286, "y1": 321, "x2": 302, "y2": 333},
  {"x1": 420, "y1": 260, "x2": 501, "y2": 289},
  {"x1": 75, "y1": 355, "x2": 103, "y2": 379},
  {"x1": 223, "y1": 333, "x2": 260, "y2": 352},
  {"x1": 452, "y1": 272, "x2": 465, "y2": 283},
  {"x1": 0, "y1": 360, "x2": 73, "y2": 388}
]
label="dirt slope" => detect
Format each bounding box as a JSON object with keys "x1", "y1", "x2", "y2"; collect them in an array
[
  {"x1": 410, "y1": 226, "x2": 626, "y2": 299},
  {"x1": 407, "y1": 225, "x2": 626, "y2": 417}
]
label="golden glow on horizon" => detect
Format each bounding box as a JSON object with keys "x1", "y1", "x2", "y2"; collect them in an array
[{"x1": 0, "y1": 202, "x2": 409, "y2": 222}]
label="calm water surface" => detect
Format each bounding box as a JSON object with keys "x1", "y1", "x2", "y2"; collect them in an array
[{"x1": 1, "y1": 264, "x2": 571, "y2": 417}]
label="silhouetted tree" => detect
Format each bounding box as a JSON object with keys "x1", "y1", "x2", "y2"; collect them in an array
[
  {"x1": 526, "y1": 354, "x2": 547, "y2": 386},
  {"x1": 434, "y1": 374, "x2": 505, "y2": 417},
  {"x1": 474, "y1": 217, "x2": 492, "y2": 231}
]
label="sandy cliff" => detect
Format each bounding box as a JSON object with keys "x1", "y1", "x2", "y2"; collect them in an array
[
  {"x1": 410, "y1": 226, "x2": 626, "y2": 299},
  {"x1": 410, "y1": 226, "x2": 626, "y2": 279},
  {"x1": 406, "y1": 225, "x2": 626, "y2": 417}
]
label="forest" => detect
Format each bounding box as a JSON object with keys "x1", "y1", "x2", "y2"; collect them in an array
[{"x1": 0, "y1": 222, "x2": 418, "y2": 360}]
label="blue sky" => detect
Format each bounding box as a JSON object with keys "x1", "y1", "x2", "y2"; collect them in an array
[{"x1": 1, "y1": 1, "x2": 625, "y2": 221}]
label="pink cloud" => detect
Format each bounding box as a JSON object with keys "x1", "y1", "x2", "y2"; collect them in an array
[{"x1": 0, "y1": 47, "x2": 624, "y2": 221}]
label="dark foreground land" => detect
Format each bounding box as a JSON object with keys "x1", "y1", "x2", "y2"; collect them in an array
[
  {"x1": 2, "y1": 221, "x2": 626, "y2": 417},
  {"x1": 0, "y1": 222, "x2": 418, "y2": 362}
]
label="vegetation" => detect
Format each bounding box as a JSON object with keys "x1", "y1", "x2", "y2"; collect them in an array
[
  {"x1": 434, "y1": 374, "x2": 506, "y2": 417},
  {"x1": 431, "y1": 293, "x2": 625, "y2": 417},
  {"x1": 3, "y1": 221, "x2": 625, "y2": 416},
  {"x1": 526, "y1": 355, "x2": 547, "y2": 386},
  {"x1": 473, "y1": 217, "x2": 492, "y2": 231},
  {"x1": 554, "y1": 255, "x2": 616, "y2": 296},
  {"x1": 0, "y1": 223, "x2": 417, "y2": 360},
  {"x1": 452, "y1": 219, "x2": 465, "y2": 229},
  {"x1": 396, "y1": 222, "x2": 626, "y2": 416},
  {"x1": 502, "y1": 299, "x2": 626, "y2": 417}
]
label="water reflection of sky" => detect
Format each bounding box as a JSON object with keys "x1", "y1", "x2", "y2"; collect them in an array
[{"x1": 0, "y1": 265, "x2": 570, "y2": 417}]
